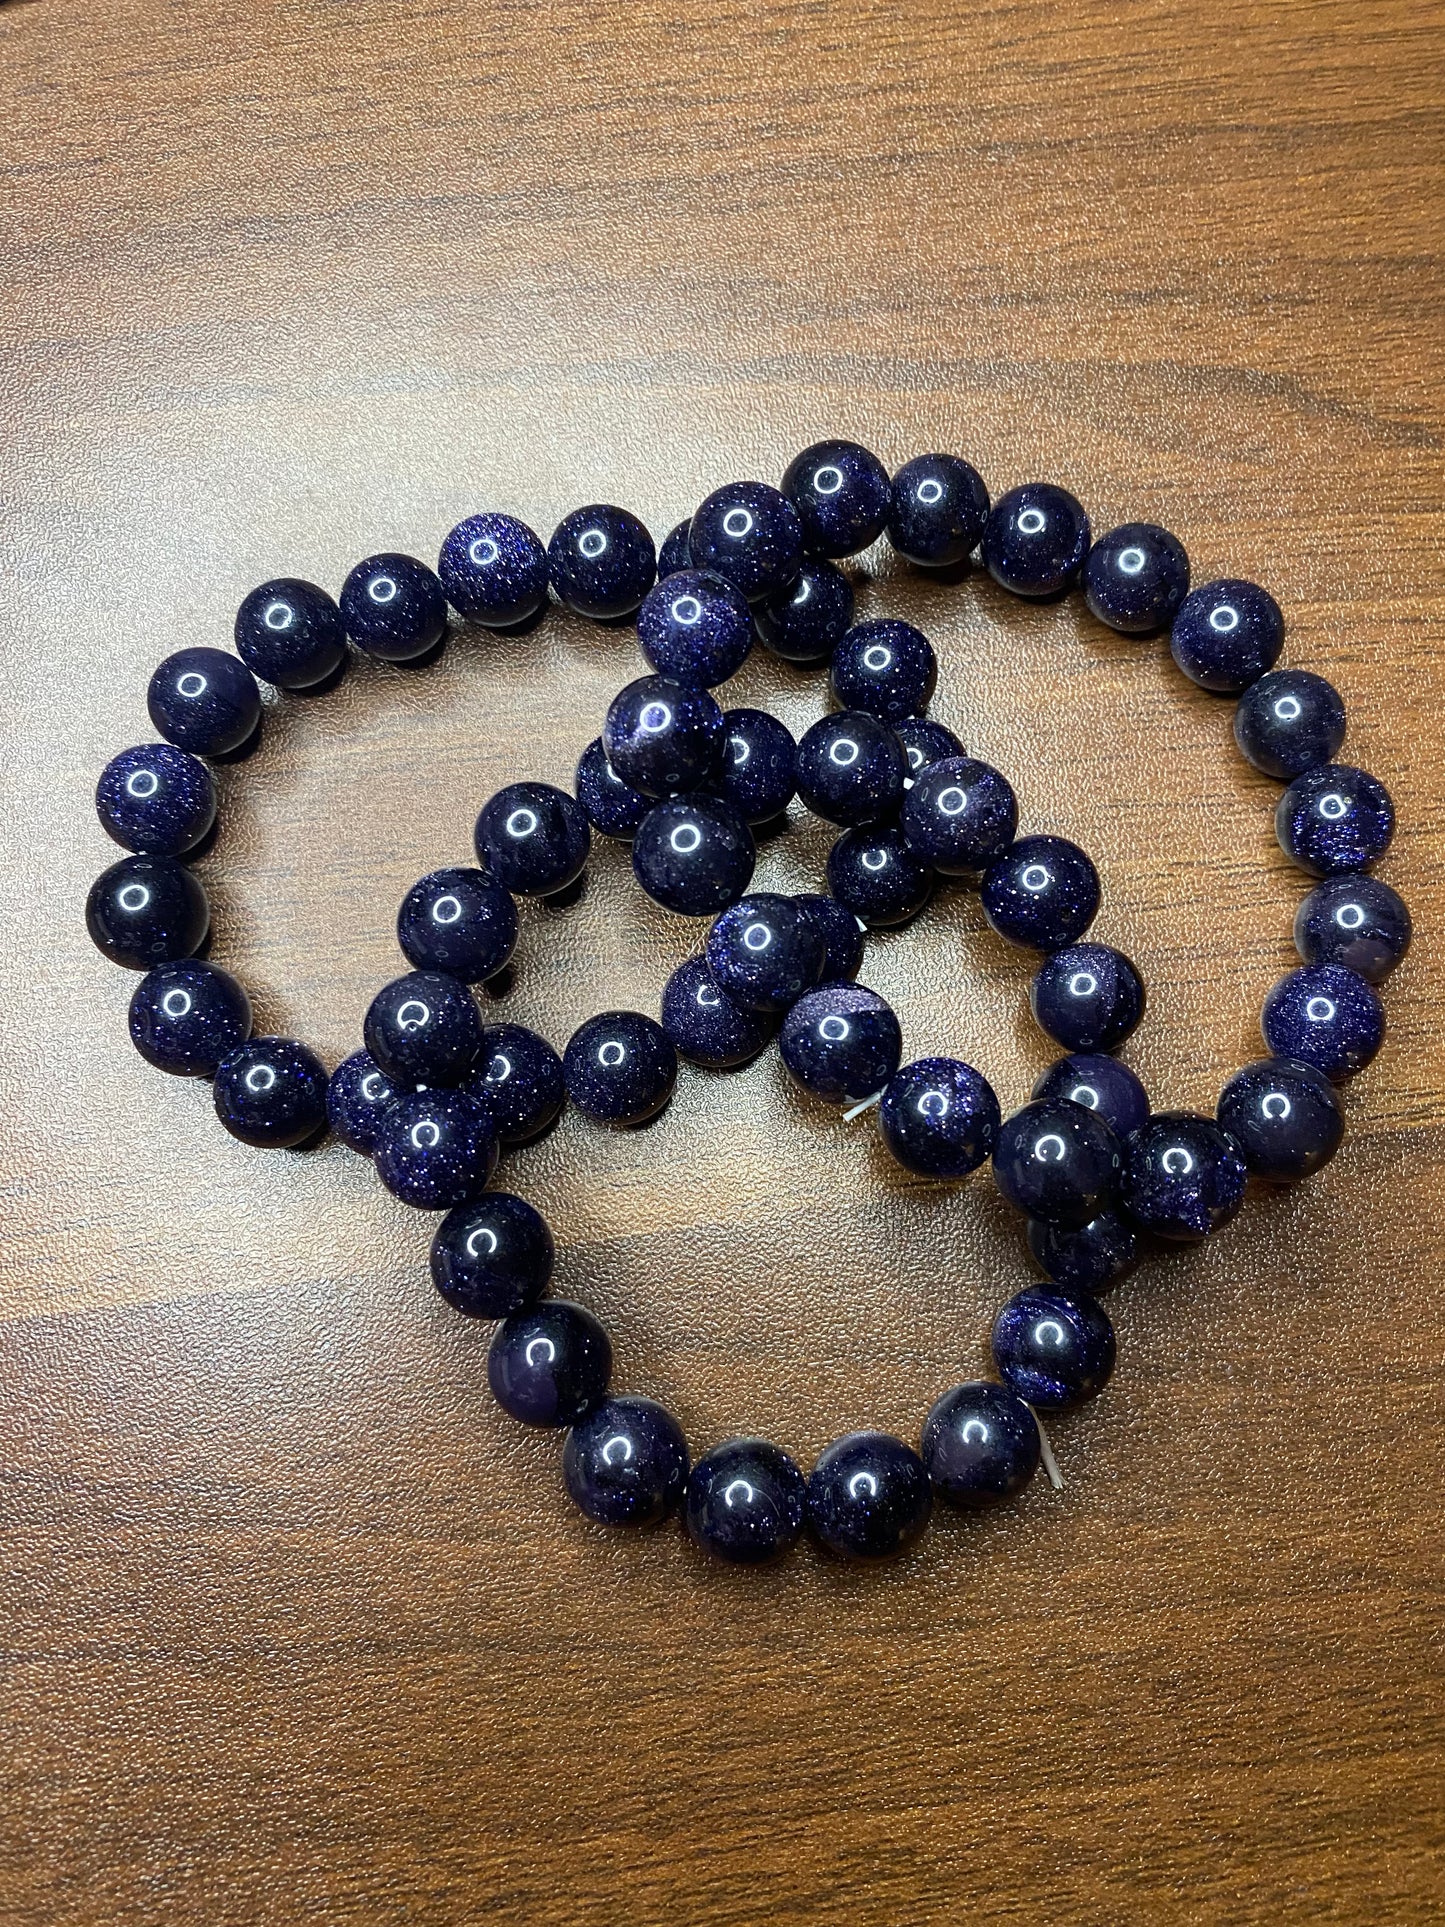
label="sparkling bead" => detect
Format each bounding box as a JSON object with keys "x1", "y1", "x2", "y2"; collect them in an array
[
  {"x1": 575, "y1": 736, "x2": 650, "y2": 839},
  {"x1": 474, "y1": 781, "x2": 590, "y2": 896},
  {"x1": 326, "y1": 1050, "x2": 396, "y2": 1153},
  {"x1": 1031, "y1": 1052, "x2": 1150, "y2": 1139},
  {"x1": 86, "y1": 854, "x2": 208, "y2": 970},
  {"x1": 660, "y1": 956, "x2": 773, "y2": 1068},
  {"x1": 982, "y1": 482, "x2": 1090, "y2": 598},
  {"x1": 896, "y1": 717, "x2": 964, "y2": 779},
  {"x1": 830, "y1": 618, "x2": 937, "y2": 723},
  {"x1": 128, "y1": 959, "x2": 252, "y2": 1077},
  {"x1": 900, "y1": 756, "x2": 1017, "y2": 874},
  {"x1": 147, "y1": 647, "x2": 261, "y2": 757},
  {"x1": 1030, "y1": 942, "x2": 1145, "y2": 1052},
  {"x1": 488, "y1": 1300, "x2": 611, "y2": 1426},
  {"x1": 96, "y1": 743, "x2": 216, "y2": 857},
  {"x1": 1170, "y1": 578, "x2": 1283, "y2": 692},
  {"x1": 1276, "y1": 763, "x2": 1394, "y2": 875},
  {"x1": 631, "y1": 793, "x2": 755, "y2": 915},
  {"x1": 234, "y1": 579, "x2": 346, "y2": 690},
  {"x1": 363, "y1": 970, "x2": 486, "y2": 1087},
  {"x1": 437, "y1": 512, "x2": 549, "y2": 628},
  {"x1": 637, "y1": 569, "x2": 753, "y2": 686},
  {"x1": 1082, "y1": 522, "x2": 1190, "y2": 635},
  {"x1": 397, "y1": 867, "x2": 518, "y2": 982},
  {"x1": 920, "y1": 1381, "x2": 1040, "y2": 1507},
  {"x1": 563, "y1": 1395, "x2": 690, "y2": 1528},
  {"x1": 1026, "y1": 1211, "x2": 1140, "y2": 1295},
  {"x1": 992, "y1": 1287, "x2": 1115, "y2": 1410},
  {"x1": 1121, "y1": 1112, "x2": 1247, "y2": 1240},
  {"x1": 340, "y1": 553, "x2": 448, "y2": 661},
  {"x1": 879, "y1": 1057, "x2": 1000, "y2": 1179},
  {"x1": 705, "y1": 893, "x2": 826, "y2": 1011},
  {"x1": 827, "y1": 824, "x2": 933, "y2": 927},
  {"x1": 781, "y1": 438, "x2": 893, "y2": 557},
  {"x1": 981, "y1": 835, "x2": 1099, "y2": 951},
  {"x1": 471, "y1": 1023, "x2": 565, "y2": 1144},
  {"x1": 1260, "y1": 963, "x2": 1384, "y2": 1082},
  {"x1": 887, "y1": 453, "x2": 990, "y2": 568},
  {"x1": 1233, "y1": 669, "x2": 1346, "y2": 780},
  {"x1": 992, "y1": 1098, "x2": 1121, "y2": 1227},
  {"x1": 713, "y1": 707, "x2": 796, "y2": 824},
  {"x1": 547, "y1": 504, "x2": 655, "y2": 619},
  {"x1": 1217, "y1": 1057, "x2": 1345, "y2": 1182},
  {"x1": 794, "y1": 893, "x2": 863, "y2": 982},
  {"x1": 754, "y1": 558, "x2": 853, "y2": 664},
  {"x1": 602, "y1": 675, "x2": 725, "y2": 798},
  {"x1": 563, "y1": 1011, "x2": 677, "y2": 1124},
  {"x1": 689, "y1": 482, "x2": 803, "y2": 602},
  {"x1": 213, "y1": 1037, "x2": 328, "y2": 1147},
  {"x1": 806, "y1": 1432, "x2": 932, "y2": 1560},
  {"x1": 431, "y1": 1192, "x2": 554, "y2": 1318},
  {"x1": 685, "y1": 1438, "x2": 807, "y2": 1564},
  {"x1": 779, "y1": 983, "x2": 902, "y2": 1104},
  {"x1": 795, "y1": 710, "x2": 907, "y2": 826},
  {"x1": 1294, "y1": 874, "x2": 1411, "y2": 983},
  {"x1": 656, "y1": 519, "x2": 693, "y2": 579},
  {"x1": 372, "y1": 1088, "x2": 496, "y2": 1209}
]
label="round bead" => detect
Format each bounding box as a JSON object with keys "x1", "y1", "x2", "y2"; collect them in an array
[
  {"x1": 779, "y1": 983, "x2": 903, "y2": 1105},
  {"x1": 1030, "y1": 943, "x2": 1145, "y2": 1053},
  {"x1": 437, "y1": 512, "x2": 549, "y2": 628},
  {"x1": 982, "y1": 482, "x2": 1091, "y2": 598},
  {"x1": 713, "y1": 708, "x2": 796, "y2": 825},
  {"x1": 234, "y1": 579, "x2": 346, "y2": 690},
  {"x1": 781, "y1": 439, "x2": 892, "y2": 557},
  {"x1": 920, "y1": 1381, "x2": 1040, "y2": 1508},
  {"x1": 488, "y1": 1301, "x2": 611, "y2": 1427},
  {"x1": 1217, "y1": 1058, "x2": 1345, "y2": 1183},
  {"x1": 1121, "y1": 1112, "x2": 1247, "y2": 1240},
  {"x1": 900, "y1": 756, "x2": 1017, "y2": 874},
  {"x1": 705, "y1": 893, "x2": 826, "y2": 1012},
  {"x1": 602, "y1": 675, "x2": 725, "y2": 798},
  {"x1": 547, "y1": 504, "x2": 655, "y2": 620},
  {"x1": 146, "y1": 647, "x2": 262, "y2": 757},
  {"x1": 96, "y1": 743, "x2": 216, "y2": 857},
  {"x1": 660, "y1": 956, "x2": 773, "y2": 1069},
  {"x1": 631, "y1": 793, "x2": 755, "y2": 915},
  {"x1": 1026, "y1": 1211, "x2": 1140, "y2": 1296},
  {"x1": 339, "y1": 553, "x2": 448, "y2": 661},
  {"x1": 754, "y1": 558, "x2": 854, "y2": 664},
  {"x1": 471, "y1": 1023, "x2": 565, "y2": 1144},
  {"x1": 806, "y1": 1432, "x2": 932, "y2": 1561},
  {"x1": 371, "y1": 1088, "x2": 496, "y2": 1209},
  {"x1": 563, "y1": 1395, "x2": 690, "y2": 1528},
  {"x1": 794, "y1": 711, "x2": 907, "y2": 827},
  {"x1": 1170, "y1": 578, "x2": 1283, "y2": 692},
  {"x1": 326, "y1": 1050, "x2": 396, "y2": 1153},
  {"x1": 1233, "y1": 669, "x2": 1346, "y2": 780},
  {"x1": 794, "y1": 894, "x2": 864, "y2": 982},
  {"x1": 212, "y1": 1037, "x2": 328, "y2": 1148},
  {"x1": 827, "y1": 824, "x2": 934, "y2": 928},
  {"x1": 879, "y1": 1056, "x2": 1000, "y2": 1179},
  {"x1": 563, "y1": 1011, "x2": 677, "y2": 1124},
  {"x1": 992, "y1": 1287, "x2": 1115, "y2": 1411},
  {"x1": 363, "y1": 970, "x2": 486, "y2": 1088},
  {"x1": 1294, "y1": 874, "x2": 1411, "y2": 984},
  {"x1": 86, "y1": 854, "x2": 208, "y2": 970},
  {"x1": 1031, "y1": 1052, "x2": 1151, "y2": 1140},
  {"x1": 896, "y1": 717, "x2": 964, "y2": 780},
  {"x1": 887, "y1": 453, "x2": 990, "y2": 568},
  {"x1": 396, "y1": 867, "x2": 518, "y2": 983},
  {"x1": 689, "y1": 482, "x2": 804, "y2": 602},
  {"x1": 991, "y1": 1098, "x2": 1122, "y2": 1228},
  {"x1": 656, "y1": 518, "x2": 693, "y2": 579},
  {"x1": 684, "y1": 1437, "x2": 807, "y2": 1565},
  {"x1": 1260, "y1": 963, "x2": 1384, "y2": 1082},
  {"x1": 830, "y1": 618, "x2": 937, "y2": 723},
  {"x1": 575, "y1": 736, "x2": 650, "y2": 840},
  {"x1": 1276, "y1": 763, "x2": 1394, "y2": 876},
  {"x1": 431, "y1": 1192, "x2": 554, "y2": 1318},
  {"x1": 1082, "y1": 522, "x2": 1190, "y2": 635},
  {"x1": 981, "y1": 836, "x2": 1100, "y2": 951},
  {"x1": 637, "y1": 569, "x2": 753, "y2": 686},
  {"x1": 474, "y1": 781, "x2": 590, "y2": 897},
  {"x1": 128, "y1": 959, "x2": 252, "y2": 1077}
]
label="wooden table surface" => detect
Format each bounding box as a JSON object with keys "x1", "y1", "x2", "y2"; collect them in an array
[{"x1": 3, "y1": 2, "x2": 1442, "y2": 1920}]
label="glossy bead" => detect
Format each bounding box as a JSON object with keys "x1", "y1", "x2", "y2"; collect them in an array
[
  {"x1": 1170, "y1": 578, "x2": 1283, "y2": 692},
  {"x1": 1082, "y1": 522, "x2": 1190, "y2": 635},
  {"x1": 431, "y1": 1192, "x2": 555, "y2": 1318},
  {"x1": 660, "y1": 956, "x2": 773, "y2": 1068},
  {"x1": 86, "y1": 854, "x2": 208, "y2": 970},
  {"x1": 575, "y1": 736, "x2": 650, "y2": 840},
  {"x1": 1026, "y1": 1211, "x2": 1140, "y2": 1295},
  {"x1": 602, "y1": 675, "x2": 725, "y2": 798},
  {"x1": 372, "y1": 1088, "x2": 496, "y2": 1210},
  {"x1": 1030, "y1": 942, "x2": 1145, "y2": 1053},
  {"x1": 1233, "y1": 669, "x2": 1346, "y2": 780},
  {"x1": 212, "y1": 1037, "x2": 328, "y2": 1148},
  {"x1": 325, "y1": 1050, "x2": 396, "y2": 1153},
  {"x1": 754, "y1": 558, "x2": 854, "y2": 664},
  {"x1": 1121, "y1": 1111, "x2": 1247, "y2": 1240},
  {"x1": 147, "y1": 647, "x2": 261, "y2": 757},
  {"x1": 982, "y1": 482, "x2": 1091, "y2": 598},
  {"x1": 887, "y1": 453, "x2": 990, "y2": 568},
  {"x1": 547, "y1": 504, "x2": 655, "y2": 619},
  {"x1": 981, "y1": 835, "x2": 1100, "y2": 951},
  {"x1": 637, "y1": 569, "x2": 753, "y2": 686},
  {"x1": 992, "y1": 1287, "x2": 1115, "y2": 1411},
  {"x1": 685, "y1": 1438, "x2": 807, "y2": 1565},
  {"x1": 794, "y1": 893, "x2": 863, "y2": 982},
  {"x1": 563, "y1": 1395, "x2": 690, "y2": 1528},
  {"x1": 781, "y1": 438, "x2": 892, "y2": 557},
  {"x1": 900, "y1": 756, "x2": 1017, "y2": 874},
  {"x1": 631, "y1": 793, "x2": 755, "y2": 915},
  {"x1": 563, "y1": 1011, "x2": 677, "y2": 1124},
  {"x1": 895, "y1": 717, "x2": 963, "y2": 780},
  {"x1": 1294, "y1": 874, "x2": 1412, "y2": 984},
  {"x1": 363, "y1": 970, "x2": 486, "y2": 1087},
  {"x1": 437, "y1": 512, "x2": 549, "y2": 628},
  {"x1": 1276, "y1": 763, "x2": 1394, "y2": 876},
  {"x1": 471, "y1": 1023, "x2": 565, "y2": 1144},
  {"x1": 920, "y1": 1381, "x2": 1039, "y2": 1508},
  {"x1": 713, "y1": 708, "x2": 796, "y2": 824},
  {"x1": 1217, "y1": 1058, "x2": 1345, "y2": 1182},
  {"x1": 705, "y1": 892, "x2": 826, "y2": 1012},
  {"x1": 991, "y1": 1098, "x2": 1122, "y2": 1228},
  {"x1": 827, "y1": 824, "x2": 933, "y2": 927},
  {"x1": 234, "y1": 579, "x2": 346, "y2": 690},
  {"x1": 474, "y1": 781, "x2": 590, "y2": 897},
  {"x1": 396, "y1": 866, "x2": 518, "y2": 982},
  {"x1": 1260, "y1": 963, "x2": 1384, "y2": 1082},
  {"x1": 689, "y1": 481, "x2": 804, "y2": 602},
  {"x1": 879, "y1": 1057, "x2": 999, "y2": 1179},
  {"x1": 794, "y1": 711, "x2": 907, "y2": 827},
  {"x1": 96, "y1": 743, "x2": 216, "y2": 857},
  {"x1": 807, "y1": 1432, "x2": 932, "y2": 1561},
  {"x1": 656, "y1": 518, "x2": 693, "y2": 579},
  {"x1": 779, "y1": 983, "x2": 902, "y2": 1105},
  {"x1": 128, "y1": 959, "x2": 251, "y2": 1077},
  {"x1": 831, "y1": 618, "x2": 937, "y2": 723},
  {"x1": 339, "y1": 553, "x2": 447, "y2": 661},
  {"x1": 1031, "y1": 1052, "x2": 1150, "y2": 1140},
  {"x1": 487, "y1": 1301, "x2": 611, "y2": 1427}
]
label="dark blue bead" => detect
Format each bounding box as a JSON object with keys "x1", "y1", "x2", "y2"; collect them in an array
[
  {"x1": 831, "y1": 618, "x2": 937, "y2": 723},
  {"x1": 1233, "y1": 669, "x2": 1346, "y2": 780},
  {"x1": 631, "y1": 794, "x2": 755, "y2": 915},
  {"x1": 992, "y1": 1287, "x2": 1115, "y2": 1411},
  {"x1": 714, "y1": 707, "x2": 796, "y2": 824},
  {"x1": 660, "y1": 956, "x2": 774, "y2": 1069},
  {"x1": 474, "y1": 781, "x2": 590, "y2": 897},
  {"x1": 920, "y1": 1381, "x2": 1040, "y2": 1508},
  {"x1": 86, "y1": 854, "x2": 208, "y2": 970},
  {"x1": 895, "y1": 717, "x2": 964, "y2": 780},
  {"x1": 470, "y1": 1023, "x2": 565, "y2": 1144},
  {"x1": 96, "y1": 743, "x2": 216, "y2": 857},
  {"x1": 887, "y1": 453, "x2": 990, "y2": 568},
  {"x1": 879, "y1": 1056, "x2": 1000, "y2": 1179},
  {"x1": 234, "y1": 579, "x2": 346, "y2": 690},
  {"x1": 1026, "y1": 1211, "x2": 1140, "y2": 1295},
  {"x1": 637, "y1": 569, "x2": 753, "y2": 686},
  {"x1": 339, "y1": 553, "x2": 448, "y2": 661},
  {"x1": 602, "y1": 675, "x2": 725, "y2": 798},
  {"x1": 563, "y1": 1395, "x2": 690, "y2": 1528},
  {"x1": 1260, "y1": 963, "x2": 1384, "y2": 1082},
  {"x1": 1170, "y1": 578, "x2": 1283, "y2": 692},
  {"x1": 371, "y1": 1088, "x2": 496, "y2": 1209},
  {"x1": 794, "y1": 894, "x2": 863, "y2": 982},
  {"x1": 563, "y1": 1011, "x2": 677, "y2": 1124},
  {"x1": 147, "y1": 647, "x2": 261, "y2": 757},
  {"x1": 437, "y1": 512, "x2": 549, "y2": 628},
  {"x1": 992, "y1": 1098, "x2": 1122, "y2": 1228},
  {"x1": 128, "y1": 959, "x2": 251, "y2": 1077},
  {"x1": 685, "y1": 1437, "x2": 807, "y2": 1564},
  {"x1": 1121, "y1": 1111, "x2": 1247, "y2": 1240},
  {"x1": 807, "y1": 1432, "x2": 932, "y2": 1560},
  {"x1": 1294, "y1": 874, "x2": 1411, "y2": 983},
  {"x1": 213, "y1": 1037, "x2": 328, "y2": 1147},
  {"x1": 1276, "y1": 763, "x2": 1394, "y2": 875},
  {"x1": 397, "y1": 867, "x2": 518, "y2": 983},
  {"x1": 1217, "y1": 1057, "x2": 1345, "y2": 1182},
  {"x1": 795, "y1": 711, "x2": 907, "y2": 827},
  {"x1": 363, "y1": 970, "x2": 486, "y2": 1087},
  {"x1": 1031, "y1": 1052, "x2": 1151, "y2": 1139},
  {"x1": 689, "y1": 482, "x2": 803, "y2": 602},
  {"x1": 981, "y1": 836, "x2": 1100, "y2": 951},
  {"x1": 431, "y1": 1192, "x2": 554, "y2": 1318},
  {"x1": 705, "y1": 893, "x2": 826, "y2": 1012},
  {"x1": 656, "y1": 519, "x2": 693, "y2": 579},
  {"x1": 547, "y1": 504, "x2": 655, "y2": 620},
  {"x1": 827, "y1": 824, "x2": 933, "y2": 927},
  {"x1": 326, "y1": 1050, "x2": 396, "y2": 1153},
  {"x1": 900, "y1": 756, "x2": 1017, "y2": 874},
  {"x1": 781, "y1": 439, "x2": 892, "y2": 557},
  {"x1": 779, "y1": 983, "x2": 902, "y2": 1105},
  {"x1": 1030, "y1": 943, "x2": 1145, "y2": 1052},
  {"x1": 754, "y1": 558, "x2": 854, "y2": 663},
  {"x1": 488, "y1": 1301, "x2": 611, "y2": 1427},
  {"x1": 1083, "y1": 522, "x2": 1190, "y2": 635},
  {"x1": 982, "y1": 483, "x2": 1091, "y2": 598},
  {"x1": 575, "y1": 736, "x2": 650, "y2": 840}
]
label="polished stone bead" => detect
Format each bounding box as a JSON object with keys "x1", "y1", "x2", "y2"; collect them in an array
[
  {"x1": 547, "y1": 504, "x2": 656, "y2": 619},
  {"x1": 689, "y1": 481, "x2": 804, "y2": 602},
  {"x1": 1121, "y1": 1111, "x2": 1247, "y2": 1240},
  {"x1": 713, "y1": 708, "x2": 796, "y2": 824},
  {"x1": 372, "y1": 1088, "x2": 496, "y2": 1209},
  {"x1": 895, "y1": 717, "x2": 964, "y2": 780},
  {"x1": 991, "y1": 1097, "x2": 1122, "y2": 1227},
  {"x1": 632, "y1": 793, "x2": 755, "y2": 915},
  {"x1": 213, "y1": 1037, "x2": 328, "y2": 1147},
  {"x1": 981, "y1": 835, "x2": 1100, "y2": 951},
  {"x1": 1030, "y1": 942, "x2": 1145, "y2": 1052},
  {"x1": 86, "y1": 854, "x2": 208, "y2": 970},
  {"x1": 234, "y1": 578, "x2": 346, "y2": 690},
  {"x1": 879, "y1": 1056, "x2": 1000, "y2": 1179},
  {"x1": 830, "y1": 618, "x2": 937, "y2": 723},
  {"x1": 1026, "y1": 1210, "x2": 1140, "y2": 1295},
  {"x1": 920, "y1": 1381, "x2": 1040, "y2": 1508},
  {"x1": 827, "y1": 824, "x2": 934, "y2": 927},
  {"x1": 900, "y1": 756, "x2": 1017, "y2": 874},
  {"x1": 339, "y1": 552, "x2": 448, "y2": 661},
  {"x1": 128, "y1": 959, "x2": 252, "y2": 1077},
  {"x1": 807, "y1": 1431, "x2": 932, "y2": 1560},
  {"x1": 982, "y1": 482, "x2": 1091, "y2": 598},
  {"x1": 575, "y1": 736, "x2": 650, "y2": 840},
  {"x1": 563, "y1": 1395, "x2": 690, "y2": 1528},
  {"x1": 992, "y1": 1287, "x2": 1115, "y2": 1410},
  {"x1": 794, "y1": 710, "x2": 908, "y2": 827},
  {"x1": 96, "y1": 743, "x2": 217, "y2": 857},
  {"x1": 563, "y1": 1010, "x2": 677, "y2": 1124},
  {"x1": 1170, "y1": 578, "x2": 1283, "y2": 692},
  {"x1": 1294, "y1": 874, "x2": 1412, "y2": 983},
  {"x1": 1276, "y1": 763, "x2": 1395, "y2": 875},
  {"x1": 660, "y1": 956, "x2": 774, "y2": 1069},
  {"x1": 656, "y1": 518, "x2": 693, "y2": 579},
  {"x1": 474, "y1": 781, "x2": 590, "y2": 896},
  {"x1": 1233, "y1": 669, "x2": 1346, "y2": 780},
  {"x1": 637, "y1": 569, "x2": 753, "y2": 686},
  {"x1": 794, "y1": 893, "x2": 864, "y2": 982},
  {"x1": 1260, "y1": 963, "x2": 1385, "y2": 1082},
  {"x1": 430, "y1": 1191, "x2": 555, "y2": 1318},
  {"x1": 1217, "y1": 1057, "x2": 1345, "y2": 1182},
  {"x1": 779, "y1": 983, "x2": 902, "y2": 1104},
  {"x1": 887, "y1": 453, "x2": 990, "y2": 568},
  {"x1": 754, "y1": 558, "x2": 854, "y2": 664},
  {"x1": 488, "y1": 1300, "x2": 611, "y2": 1427},
  {"x1": 781, "y1": 438, "x2": 893, "y2": 557},
  {"x1": 705, "y1": 892, "x2": 826, "y2": 1011},
  {"x1": 1083, "y1": 522, "x2": 1190, "y2": 635},
  {"x1": 397, "y1": 866, "x2": 518, "y2": 982},
  {"x1": 685, "y1": 1437, "x2": 807, "y2": 1564},
  {"x1": 602, "y1": 675, "x2": 725, "y2": 798},
  {"x1": 470, "y1": 1023, "x2": 565, "y2": 1144},
  {"x1": 437, "y1": 512, "x2": 549, "y2": 628},
  {"x1": 325, "y1": 1050, "x2": 397, "y2": 1153},
  {"x1": 1031, "y1": 1052, "x2": 1150, "y2": 1140},
  {"x1": 147, "y1": 647, "x2": 262, "y2": 757},
  {"x1": 363, "y1": 970, "x2": 486, "y2": 1087}
]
